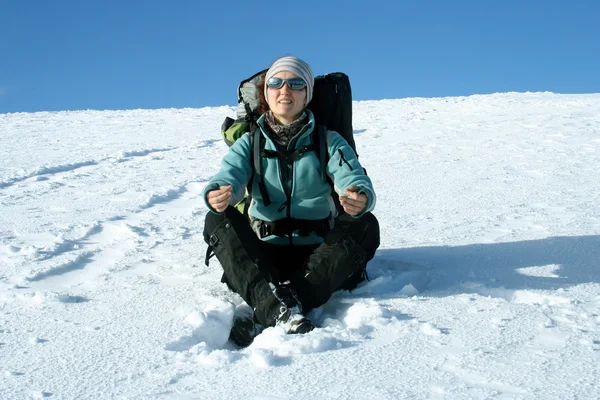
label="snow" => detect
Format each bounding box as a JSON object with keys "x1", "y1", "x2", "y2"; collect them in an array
[{"x1": 1, "y1": 92, "x2": 600, "y2": 399}]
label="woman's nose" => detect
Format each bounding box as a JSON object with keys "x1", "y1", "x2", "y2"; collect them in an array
[{"x1": 280, "y1": 82, "x2": 291, "y2": 93}]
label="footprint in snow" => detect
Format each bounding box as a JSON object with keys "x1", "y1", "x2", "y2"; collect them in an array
[{"x1": 28, "y1": 337, "x2": 49, "y2": 344}]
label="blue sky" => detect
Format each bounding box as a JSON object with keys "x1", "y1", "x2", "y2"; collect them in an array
[{"x1": 1, "y1": 0, "x2": 599, "y2": 113}]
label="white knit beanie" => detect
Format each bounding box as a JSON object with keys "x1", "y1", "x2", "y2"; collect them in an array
[{"x1": 264, "y1": 56, "x2": 314, "y2": 104}]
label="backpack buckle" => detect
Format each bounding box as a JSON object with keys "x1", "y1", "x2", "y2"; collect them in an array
[
  {"x1": 209, "y1": 234, "x2": 219, "y2": 247},
  {"x1": 259, "y1": 222, "x2": 273, "y2": 238}
]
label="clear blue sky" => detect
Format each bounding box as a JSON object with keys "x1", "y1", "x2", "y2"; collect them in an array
[{"x1": 1, "y1": 0, "x2": 599, "y2": 113}]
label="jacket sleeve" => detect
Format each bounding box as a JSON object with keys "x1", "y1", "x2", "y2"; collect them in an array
[
  {"x1": 326, "y1": 131, "x2": 376, "y2": 217},
  {"x1": 203, "y1": 133, "x2": 253, "y2": 214}
]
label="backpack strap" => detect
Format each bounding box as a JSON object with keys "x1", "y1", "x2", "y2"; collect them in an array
[
  {"x1": 252, "y1": 128, "x2": 271, "y2": 207},
  {"x1": 312, "y1": 124, "x2": 328, "y2": 182},
  {"x1": 249, "y1": 123, "x2": 330, "y2": 212}
]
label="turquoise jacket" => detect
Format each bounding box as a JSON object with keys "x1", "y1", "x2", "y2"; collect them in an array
[{"x1": 203, "y1": 110, "x2": 376, "y2": 245}]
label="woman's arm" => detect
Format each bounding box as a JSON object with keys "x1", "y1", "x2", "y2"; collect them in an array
[
  {"x1": 203, "y1": 133, "x2": 253, "y2": 214},
  {"x1": 326, "y1": 131, "x2": 376, "y2": 216}
]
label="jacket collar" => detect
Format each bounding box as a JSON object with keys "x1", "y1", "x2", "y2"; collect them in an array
[{"x1": 257, "y1": 109, "x2": 316, "y2": 148}]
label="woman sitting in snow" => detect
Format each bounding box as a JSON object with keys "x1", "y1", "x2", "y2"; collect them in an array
[{"x1": 202, "y1": 56, "x2": 380, "y2": 345}]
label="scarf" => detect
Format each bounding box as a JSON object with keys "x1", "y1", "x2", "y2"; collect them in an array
[{"x1": 265, "y1": 111, "x2": 309, "y2": 145}]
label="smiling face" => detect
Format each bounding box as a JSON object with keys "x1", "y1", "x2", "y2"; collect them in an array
[{"x1": 266, "y1": 71, "x2": 307, "y2": 125}]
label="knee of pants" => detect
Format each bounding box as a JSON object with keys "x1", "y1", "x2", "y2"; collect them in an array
[
  {"x1": 360, "y1": 212, "x2": 380, "y2": 261},
  {"x1": 333, "y1": 212, "x2": 380, "y2": 254},
  {"x1": 203, "y1": 211, "x2": 227, "y2": 244},
  {"x1": 203, "y1": 206, "x2": 250, "y2": 245}
]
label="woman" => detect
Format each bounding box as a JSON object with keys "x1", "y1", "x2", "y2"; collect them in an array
[{"x1": 203, "y1": 56, "x2": 380, "y2": 345}]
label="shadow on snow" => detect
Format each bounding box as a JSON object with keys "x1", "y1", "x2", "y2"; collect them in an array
[{"x1": 373, "y1": 235, "x2": 600, "y2": 296}]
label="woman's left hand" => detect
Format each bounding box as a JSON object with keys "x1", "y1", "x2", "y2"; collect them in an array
[{"x1": 340, "y1": 186, "x2": 368, "y2": 216}]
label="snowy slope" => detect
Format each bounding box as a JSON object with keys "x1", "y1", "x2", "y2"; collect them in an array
[{"x1": 1, "y1": 93, "x2": 599, "y2": 399}]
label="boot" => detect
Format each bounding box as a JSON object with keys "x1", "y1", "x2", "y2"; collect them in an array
[
  {"x1": 256, "y1": 284, "x2": 315, "y2": 334},
  {"x1": 229, "y1": 311, "x2": 264, "y2": 348},
  {"x1": 272, "y1": 284, "x2": 315, "y2": 334}
]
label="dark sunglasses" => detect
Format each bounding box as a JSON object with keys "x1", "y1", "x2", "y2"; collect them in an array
[{"x1": 266, "y1": 77, "x2": 307, "y2": 90}]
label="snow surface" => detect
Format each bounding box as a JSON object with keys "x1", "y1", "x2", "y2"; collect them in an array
[{"x1": 1, "y1": 93, "x2": 600, "y2": 399}]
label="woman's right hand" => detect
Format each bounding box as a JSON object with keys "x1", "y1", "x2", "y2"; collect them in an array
[{"x1": 206, "y1": 185, "x2": 232, "y2": 213}]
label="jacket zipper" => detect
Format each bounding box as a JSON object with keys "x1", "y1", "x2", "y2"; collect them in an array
[{"x1": 275, "y1": 124, "x2": 313, "y2": 246}]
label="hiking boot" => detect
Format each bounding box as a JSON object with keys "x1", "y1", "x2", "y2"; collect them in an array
[
  {"x1": 271, "y1": 285, "x2": 315, "y2": 334},
  {"x1": 276, "y1": 307, "x2": 315, "y2": 334},
  {"x1": 229, "y1": 310, "x2": 264, "y2": 347}
]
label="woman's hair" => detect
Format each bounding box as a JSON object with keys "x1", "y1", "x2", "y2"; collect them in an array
[{"x1": 257, "y1": 73, "x2": 269, "y2": 115}]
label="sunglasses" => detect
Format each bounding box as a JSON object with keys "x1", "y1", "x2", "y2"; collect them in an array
[{"x1": 266, "y1": 77, "x2": 307, "y2": 90}]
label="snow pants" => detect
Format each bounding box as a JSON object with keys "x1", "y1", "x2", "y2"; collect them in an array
[{"x1": 203, "y1": 207, "x2": 380, "y2": 323}]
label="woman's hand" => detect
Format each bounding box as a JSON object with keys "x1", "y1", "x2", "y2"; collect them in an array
[
  {"x1": 207, "y1": 185, "x2": 232, "y2": 213},
  {"x1": 340, "y1": 186, "x2": 368, "y2": 216}
]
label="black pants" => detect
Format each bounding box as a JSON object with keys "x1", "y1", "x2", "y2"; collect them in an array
[{"x1": 203, "y1": 207, "x2": 380, "y2": 320}]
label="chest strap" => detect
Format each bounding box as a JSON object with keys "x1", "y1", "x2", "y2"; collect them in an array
[
  {"x1": 251, "y1": 125, "x2": 328, "y2": 209},
  {"x1": 262, "y1": 145, "x2": 314, "y2": 165}
]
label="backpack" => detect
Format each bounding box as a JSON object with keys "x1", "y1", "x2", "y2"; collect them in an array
[{"x1": 220, "y1": 70, "x2": 357, "y2": 215}]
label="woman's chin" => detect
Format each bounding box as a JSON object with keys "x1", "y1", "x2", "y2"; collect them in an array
[{"x1": 273, "y1": 109, "x2": 301, "y2": 123}]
